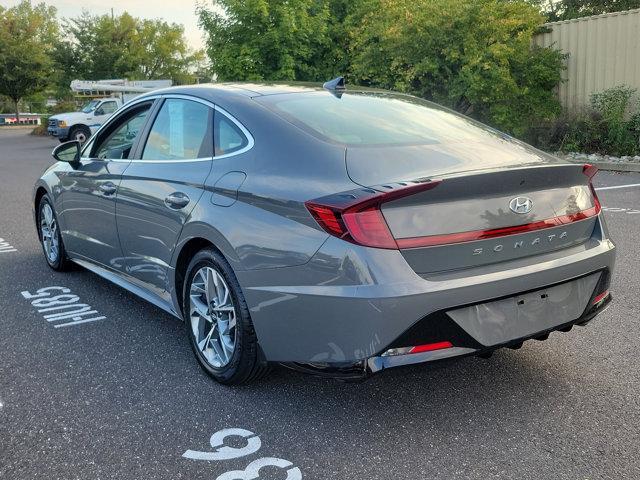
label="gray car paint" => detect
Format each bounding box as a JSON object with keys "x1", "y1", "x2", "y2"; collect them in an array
[
  {"x1": 33, "y1": 83, "x2": 616, "y2": 370},
  {"x1": 57, "y1": 159, "x2": 130, "y2": 269}
]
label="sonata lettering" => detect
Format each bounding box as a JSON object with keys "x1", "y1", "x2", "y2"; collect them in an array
[{"x1": 472, "y1": 231, "x2": 569, "y2": 256}]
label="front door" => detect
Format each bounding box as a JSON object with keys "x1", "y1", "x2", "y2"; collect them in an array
[
  {"x1": 116, "y1": 97, "x2": 214, "y2": 296},
  {"x1": 59, "y1": 101, "x2": 154, "y2": 270}
]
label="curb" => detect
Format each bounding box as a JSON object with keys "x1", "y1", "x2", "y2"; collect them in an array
[
  {"x1": 586, "y1": 161, "x2": 640, "y2": 173},
  {"x1": 566, "y1": 160, "x2": 640, "y2": 173}
]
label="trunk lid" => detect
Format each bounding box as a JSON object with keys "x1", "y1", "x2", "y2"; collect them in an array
[{"x1": 346, "y1": 146, "x2": 599, "y2": 274}]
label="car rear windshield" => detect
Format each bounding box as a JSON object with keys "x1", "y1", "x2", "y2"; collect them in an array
[{"x1": 260, "y1": 92, "x2": 503, "y2": 146}]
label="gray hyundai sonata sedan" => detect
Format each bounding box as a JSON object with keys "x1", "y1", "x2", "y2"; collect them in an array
[{"x1": 33, "y1": 79, "x2": 615, "y2": 384}]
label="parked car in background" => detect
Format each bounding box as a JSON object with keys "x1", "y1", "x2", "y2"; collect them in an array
[
  {"x1": 47, "y1": 98, "x2": 122, "y2": 143},
  {"x1": 33, "y1": 79, "x2": 615, "y2": 385}
]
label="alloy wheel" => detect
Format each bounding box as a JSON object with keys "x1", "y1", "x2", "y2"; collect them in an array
[
  {"x1": 74, "y1": 130, "x2": 88, "y2": 143},
  {"x1": 40, "y1": 203, "x2": 59, "y2": 263},
  {"x1": 189, "y1": 266, "x2": 237, "y2": 368}
]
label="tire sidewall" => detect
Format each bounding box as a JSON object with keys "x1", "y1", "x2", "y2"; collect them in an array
[{"x1": 183, "y1": 249, "x2": 248, "y2": 383}]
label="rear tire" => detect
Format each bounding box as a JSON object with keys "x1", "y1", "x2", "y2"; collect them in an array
[
  {"x1": 38, "y1": 195, "x2": 71, "y2": 271},
  {"x1": 183, "y1": 248, "x2": 270, "y2": 385}
]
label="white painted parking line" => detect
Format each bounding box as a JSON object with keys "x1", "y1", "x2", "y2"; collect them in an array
[
  {"x1": 596, "y1": 183, "x2": 640, "y2": 191},
  {"x1": 602, "y1": 207, "x2": 640, "y2": 215},
  {"x1": 20, "y1": 286, "x2": 107, "y2": 328}
]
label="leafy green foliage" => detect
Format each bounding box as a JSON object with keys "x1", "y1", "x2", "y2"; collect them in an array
[
  {"x1": 197, "y1": 0, "x2": 362, "y2": 81},
  {"x1": 198, "y1": 0, "x2": 563, "y2": 135},
  {"x1": 0, "y1": 1, "x2": 58, "y2": 120},
  {"x1": 52, "y1": 12, "x2": 204, "y2": 95},
  {"x1": 548, "y1": 86, "x2": 640, "y2": 155},
  {"x1": 349, "y1": 0, "x2": 564, "y2": 136},
  {"x1": 531, "y1": 0, "x2": 640, "y2": 21}
]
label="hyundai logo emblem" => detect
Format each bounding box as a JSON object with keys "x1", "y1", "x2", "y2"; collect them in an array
[{"x1": 509, "y1": 196, "x2": 533, "y2": 214}]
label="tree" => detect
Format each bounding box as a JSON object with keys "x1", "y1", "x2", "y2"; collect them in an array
[
  {"x1": 197, "y1": 0, "x2": 363, "y2": 81},
  {"x1": 532, "y1": 0, "x2": 640, "y2": 21},
  {"x1": 0, "y1": 1, "x2": 58, "y2": 121},
  {"x1": 53, "y1": 12, "x2": 202, "y2": 94},
  {"x1": 349, "y1": 0, "x2": 565, "y2": 136}
]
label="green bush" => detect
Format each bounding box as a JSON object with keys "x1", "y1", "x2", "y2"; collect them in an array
[
  {"x1": 547, "y1": 86, "x2": 640, "y2": 156},
  {"x1": 198, "y1": 0, "x2": 564, "y2": 137},
  {"x1": 30, "y1": 115, "x2": 49, "y2": 136},
  {"x1": 348, "y1": 0, "x2": 565, "y2": 137}
]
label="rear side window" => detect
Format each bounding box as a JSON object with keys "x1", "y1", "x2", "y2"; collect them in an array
[
  {"x1": 142, "y1": 99, "x2": 212, "y2": 160},
  {"x1": 214, "y1": 112, "x2": 249, "y2": 156},
  {"x1": 260, "y1": 92, "x2": 503, "y2": 146}
]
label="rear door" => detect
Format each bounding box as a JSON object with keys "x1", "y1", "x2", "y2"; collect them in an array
[
  {"x1": 59, "y1": 100, "x2": 154, "y2": 270},
  {"x1": 115, "y1": 96, "x2": 214, "y2": 296}
]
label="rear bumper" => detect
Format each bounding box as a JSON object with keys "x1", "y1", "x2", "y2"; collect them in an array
[
  {"x1": 366, "y1": 288, "x2": 612, "y2": 375},
  {"x1": 239, "y1": 216, "x2": 616, "y2": 365}
]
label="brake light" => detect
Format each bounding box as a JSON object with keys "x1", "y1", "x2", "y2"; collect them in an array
[
  {"x1": 305, "y1": 180, "x2": 442, "y2": 249},
  {"x1": 584, "y1": 163, "x2": 602, "y2": 215},
  {"x1": 583, "y1": 163, "x2": 599, "y2": 179}
]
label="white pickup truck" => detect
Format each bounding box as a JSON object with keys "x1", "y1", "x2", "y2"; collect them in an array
[{"x1": 47, "y1": 98, "x2": 122, "y2": 143}]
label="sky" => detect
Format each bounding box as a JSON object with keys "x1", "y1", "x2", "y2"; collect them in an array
[{"x1": 0, "y1": 0, "x2": 209, "y2": 49}]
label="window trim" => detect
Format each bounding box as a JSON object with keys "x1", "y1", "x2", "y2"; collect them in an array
[
  {"x1": 81, "y1": 99, "x2": 158, "y2": 162},
  {"x1": 94, "y1": 93, "x2": 255, "y2": 164}
]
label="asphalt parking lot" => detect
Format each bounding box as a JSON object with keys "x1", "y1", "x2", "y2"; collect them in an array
[{"x1": 1, "y1": 127, "x2": 639, "y2": 480}]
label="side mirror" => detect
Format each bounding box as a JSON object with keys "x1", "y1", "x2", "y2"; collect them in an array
[
  {"x1": 94, "y1": 108, "x2": 104, "y2": 116},
  {"x1": 52, "y1": 140, "x2": 81, "y2": 163}
]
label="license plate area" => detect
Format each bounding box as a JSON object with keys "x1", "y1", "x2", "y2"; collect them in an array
[{"x1": 447, "y1": 272, "x2": 601, "y2": 346}]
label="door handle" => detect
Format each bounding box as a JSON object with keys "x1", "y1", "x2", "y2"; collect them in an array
[
  {"x1": 99, "y1": 182, "x2": 117, "y2": 196},
  {"x1": 164, "y1": 192, "x2": 190, "y2": 209}
]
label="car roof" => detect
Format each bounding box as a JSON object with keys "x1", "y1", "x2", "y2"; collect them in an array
[{"x1": 135, "y1": 82, "x2": 389, "y2": 103}]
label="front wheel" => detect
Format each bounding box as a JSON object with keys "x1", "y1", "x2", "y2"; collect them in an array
[
  {"x1": 183, "y1": 248, "x2": 269, "y2": 385},
  {"x1": 69, "y1": 125, "x2": 91, "y2": 144},
  {"x1": 38, "y1": 195, "x2": 70, "y2": 271}
]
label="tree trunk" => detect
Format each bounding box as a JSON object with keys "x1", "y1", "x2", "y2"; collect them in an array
[{"x1": 13, "y1": 98, "x2": 20, "y2": 124}]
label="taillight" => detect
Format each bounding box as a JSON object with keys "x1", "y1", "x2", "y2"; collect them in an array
[
  {"x1": 305, "y1": 180, "x2": 442, "y2": 249},
  {"x1": 583, "y1": 163, "x2": 602, "y2": 214}
]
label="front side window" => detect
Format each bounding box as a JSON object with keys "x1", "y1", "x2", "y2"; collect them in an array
[
  {"x1": 99, "y1": 101, "x2": 118, "y2": 115},
  {"x1": 81, "y1": 100, "x2": 100, "y2": 113},
  {"x1": 142, "y1": 99, "x2": 212, "y2": 161},
  {"x1": 214, "y1": 112, "x2": 249, "y2": 156},
  {"x1": 92, "y1": 104, "x2": 151, "y2": 160}
]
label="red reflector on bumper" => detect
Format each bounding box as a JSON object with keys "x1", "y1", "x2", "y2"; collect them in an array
[
  {"x1": 592, "y1": 290, "x2": 610, "y2": 305},
  {"x1": 409, "y1": 341, "x2": 453, "y2": 354}
]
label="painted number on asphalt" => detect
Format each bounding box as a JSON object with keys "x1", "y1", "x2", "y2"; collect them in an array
[
  {"x1": 183, "y1": 428, "x2": 302, "y2": 480},
  {"x1": 0, "y1": 237, "x2": 17, "y2": 253},
  {"x1": 20, "y1": 286, "x2": 106, "y2": 328}
]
